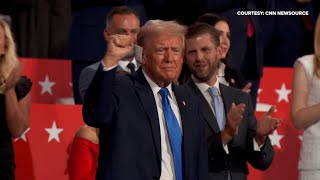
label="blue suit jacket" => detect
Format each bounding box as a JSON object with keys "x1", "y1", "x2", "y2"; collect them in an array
[{"x1": 82, "y1": 65, "x2": 209, "y2": 180}]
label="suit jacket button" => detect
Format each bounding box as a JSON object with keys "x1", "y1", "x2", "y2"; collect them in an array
[
  {"x1": 262, "y1": 152, "x2": 266, "y2": 158},
  {"x1": 152, "y1": 176, "x2": 159, "y2": 180}
]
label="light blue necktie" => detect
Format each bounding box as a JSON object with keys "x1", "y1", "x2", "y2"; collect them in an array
[
  {"x1": 208, "y1": 87, "x2": 230, "y2": 179},
  {"x1": 208, "y1": 87, "x2": 225, "y2": 130},
  {"x1": 159, "y1": 87, "x2": 183, "y2": 180}
]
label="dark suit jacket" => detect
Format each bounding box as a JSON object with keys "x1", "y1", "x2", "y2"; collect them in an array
[
  {"x1": 82, "y1": 65, "x2": 209, "y2": 180},
  {"x1": 224, "y1": 64, "x2": 247, "y2": 90},
  {"x1": 186, "y1": 80, "x2": 274, "y2": 180}
]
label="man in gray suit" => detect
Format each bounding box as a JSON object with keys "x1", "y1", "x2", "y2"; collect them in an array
[
  {"x1": 184, "y1": 22, "x2": 281, "y2": 180},
  {"x1": 79, "y1": 6, "x2": 141, "y2": 100}
]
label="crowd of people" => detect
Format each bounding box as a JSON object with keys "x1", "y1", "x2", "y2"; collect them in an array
[{"x1": 0, "y1": 1, "x2": 319, "y2": 180}]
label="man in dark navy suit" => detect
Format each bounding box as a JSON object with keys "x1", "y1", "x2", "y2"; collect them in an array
[{"x1": 82, "y1": 20, "x2": 208, "y2": 180}]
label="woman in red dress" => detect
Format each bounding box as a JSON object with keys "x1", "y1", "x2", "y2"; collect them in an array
[{"x1": 67, "y1": 125, "x2": 99, "y2": 180}]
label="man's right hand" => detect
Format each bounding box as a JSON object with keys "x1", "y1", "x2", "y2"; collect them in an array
[
  {"x1": 241, "y1": 82, "x2": 252, "y2": 93},
  {"x1": 103, "y1": 35, "x2": 135, "y2": 68},
  {"x1": 222, "y1": 103, "x2": 245, "y2": 144},
  {"x1": 4, "y1": 61, "x2": 25, "y2": 93}
]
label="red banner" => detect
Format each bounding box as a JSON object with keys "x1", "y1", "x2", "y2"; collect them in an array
[
  {"x1": 14, "y1": 104, "x2": 83, "y2": 180},
  {"x1": 248, "y1": 68, "x2": 302, "y2": 180},
  {"x1": 21, "y1": 58, "x2": 73, "y2": 104}
]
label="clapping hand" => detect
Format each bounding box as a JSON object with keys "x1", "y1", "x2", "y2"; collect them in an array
[
  {"x1": 222, "y1": 103, "x2": 246, "y2": 144},
  {"x1": 225, "y1": 103, "x2": 246, "y2": 136},
  {"x1": 256, "y1": 105, "x2": 281, "y2": 145},
  {"x1": 241, "y1": 82, "x2": 252, "y2": 93},
  {"x1": 4, "y1": 61, "x2": 25, "y2": 93}
]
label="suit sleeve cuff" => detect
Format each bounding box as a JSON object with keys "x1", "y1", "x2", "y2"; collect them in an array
[
  {"x1": 253, "y1": 137, "x2": 264, "y2": 151},
  {"x1": 223, "y1": 143, "x2": 229, "y2": 154},
  {"x1": 101, "y1": 61, "x2": 118, "y2": 71}
]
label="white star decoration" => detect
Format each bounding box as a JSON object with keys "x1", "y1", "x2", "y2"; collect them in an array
[
  {"x1": 275, "y1": 83, "x2": 291, "y2": 103},
  {"x1": 38, "y1": 75, "x2": 55, "y2": 95},
  {"x1": 14, "y1": 128, "x2": 30, "y2": 142},
  {"x1": 269, "y1": 130, "x2": 284, "y2": 149},
  {"x1": 45, "y1": 121, "x2": 63, "y2": 143},
  {"x1": 256, "y1": 103, "x2": 274, "y2": 113}
]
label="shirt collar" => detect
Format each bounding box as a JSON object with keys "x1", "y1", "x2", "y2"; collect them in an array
[
  {"x1": 218, "y1": 61, "x2": 225, "y2": 77},
  {"x1": 191, "y1": 75, "x2": 221, "y2": 95},
  {"x1": 142, "y1": 69, "x2": 173, "y2": 99},
  {"x1": 118, "y1": 57, "x2": 138, "y2": 71}
]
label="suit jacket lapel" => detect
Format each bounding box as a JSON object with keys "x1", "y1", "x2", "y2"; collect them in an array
[
  {"x1": 219, "y1": 84, "x2": 233, "y2": 117},
  {"x1": 172, "y1": 84, "x2": 188, "y2": 131},
  {"x1": 172, "y1": 84, "x2": 193, "y2": 176},
  {"x1": 186, "y1": 80, "x2": 220, "y2": 134},
  {"x1": 134, "y1": 68, "x2": 161, "y2": 162}
]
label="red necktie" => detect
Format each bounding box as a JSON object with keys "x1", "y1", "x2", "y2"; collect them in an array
[{"x1": 247, "y1": 17, "x2": 255, "y2": 38}]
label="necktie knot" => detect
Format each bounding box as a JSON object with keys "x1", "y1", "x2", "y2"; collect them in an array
[
  {"x1": 208, "y1": 87, "x2": 225, "y2": 130},
  {"x1": 208, "y1": 87, "x2": 219, "y2": 98},
  {"x1": 127, "y1": 62, "x2": 136, "y2": 74},
  {"x1": 159, "y1": 87, "x2": 169, "y2": 98}
]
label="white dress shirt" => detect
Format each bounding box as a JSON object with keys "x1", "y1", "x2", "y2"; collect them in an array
[
  {"x1": 118, "y1": 57, "x2": 139, "y2": 73},
  {"x1": 101, "y1": 57, "x2": 139, "y2": 72},
  {"x1": 217, "y1": 61, "x2": 230, "y2": 86}
]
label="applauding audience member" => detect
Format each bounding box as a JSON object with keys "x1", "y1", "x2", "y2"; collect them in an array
[{"x1": 0, "y1": 17, "x2": 32, "y2": 180}]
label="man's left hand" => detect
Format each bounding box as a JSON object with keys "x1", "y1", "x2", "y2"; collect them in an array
[{"x1": 256, "y1": 105, "x2": 281, "y2": 145}]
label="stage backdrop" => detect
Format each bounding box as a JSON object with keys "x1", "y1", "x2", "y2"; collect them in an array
[{"x1": 13, "y1": 58, "x2": 302, "y2": 180}]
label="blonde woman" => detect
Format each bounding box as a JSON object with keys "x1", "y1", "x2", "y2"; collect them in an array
[
  {"x1": 291, "y1": 15, "x2": 320, "y2": 180},
  {"x1": 0, "y1": 18, "x2": 32, "y2": 180}
]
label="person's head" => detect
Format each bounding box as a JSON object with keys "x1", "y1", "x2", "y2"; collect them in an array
[
  {"x1": 314, "y1": 15, "x2": 320, "y2": 78},
  {"x1": 0, "y1": 17, "x2": 18, "y2": 78},
  {"x1": 196, "y1": 13, "x2": 230, "y2": 60},
  {"x1": 185, "y1": 22, "x2": 222, "y2": 86},
  {"x1": 104, "y1": 6, "x2": 140, "y2": 59},
  {"x1": 137, "y1": 20, "x2": 186, "y2": 87}
]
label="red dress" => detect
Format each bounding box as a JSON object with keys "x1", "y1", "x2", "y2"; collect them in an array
[{"x1": 67, "y1": 137, "x2": 99, "y2": 180}]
